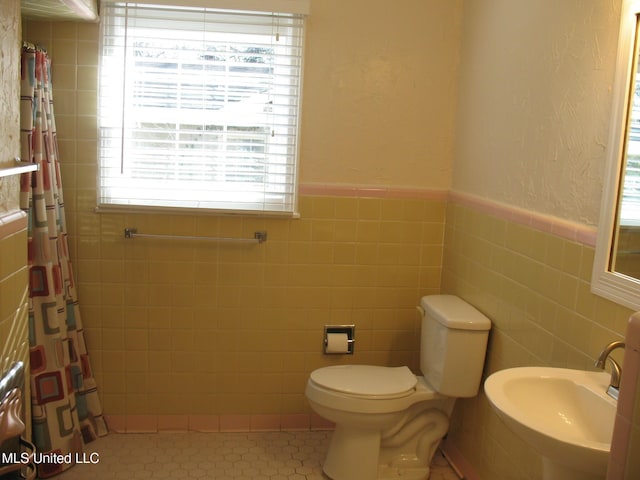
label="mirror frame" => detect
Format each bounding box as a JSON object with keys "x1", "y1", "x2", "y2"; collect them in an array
[{"x1": 593, "y1": 0, "x2": 640, "y2": 310}]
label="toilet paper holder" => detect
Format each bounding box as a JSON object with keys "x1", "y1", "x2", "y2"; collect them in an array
[{"x1": 324, "y1": 325, "x2": 355, "y2": 354}]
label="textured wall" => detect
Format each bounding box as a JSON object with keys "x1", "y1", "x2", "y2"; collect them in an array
[
  {"x1": 0, "y1": 0, "x2": 21, "y2": 215},
  {"x1": 300, "y1": 0, "x2": 462, "y2": 189},
  {"x1": 452, "y1": 0, "x2": 621, "y2": 226}
]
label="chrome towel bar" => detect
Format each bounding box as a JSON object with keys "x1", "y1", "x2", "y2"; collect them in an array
[{"x1": 124, "y1": 228, "x2": 267, "y2": 244}]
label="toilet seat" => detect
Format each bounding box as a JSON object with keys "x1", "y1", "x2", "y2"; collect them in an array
[
  {"x1": 306, "y1": 370, "x2": 443, "y2": 415},
  {"x1": 310, "y1": 365, "x2": 417, "y2": 399}
]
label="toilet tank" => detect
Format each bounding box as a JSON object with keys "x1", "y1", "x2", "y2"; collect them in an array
[{"x1": 420, "y1": 295, "x2": 491, "y2": 397}]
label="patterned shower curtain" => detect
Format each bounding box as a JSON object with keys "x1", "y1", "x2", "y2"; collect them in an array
[{"x1": 19, "y1": 44, "x2": 107, "y2": 478}]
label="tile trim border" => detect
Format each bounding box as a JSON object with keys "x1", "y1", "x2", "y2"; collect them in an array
[
  {"x1": 299, "y1": 183, "x2": 449, "y2": 200},
  {"x1": 449, "y1": 190, "x2": 598, "y2": 247},
  {"x1": 449, "y1": 191, "x2": 598, "y2": 247},
  {"x1": 0, "y1": 210, "x2": 27, "y2": 241},
  {"x1": 298, "y1": 184, "x2": 598, "y2": 247},
  {"x1": 440, "y1": 437, "x2": 482, "y2": 480}
]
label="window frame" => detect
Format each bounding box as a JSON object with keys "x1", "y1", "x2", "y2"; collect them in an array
[{"x1": 96, "y1": 0, "x2": 308, "y2": 217}]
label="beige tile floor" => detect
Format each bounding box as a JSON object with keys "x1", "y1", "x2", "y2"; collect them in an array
[{"x1": 54, "y1": 431, "x2": 461, "y2": 479}]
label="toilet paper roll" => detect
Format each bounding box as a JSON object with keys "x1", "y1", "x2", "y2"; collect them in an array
[{"x1": 326, "y1": 333, "x2": 350, "y2": 353}]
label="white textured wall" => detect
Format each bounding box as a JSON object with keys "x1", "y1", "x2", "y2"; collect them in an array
[
  {"x1": 452, "y1": 0, "x2": 621, "y2": 226},
  {"x1": 300, "y1": 0, "x2": 462, "y2": 190},
  {"x1": 0, "y1": 0, "x2": 21, "y2": 214}
]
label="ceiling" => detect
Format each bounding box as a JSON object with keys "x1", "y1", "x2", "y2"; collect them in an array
[{"x1": 21, "y1": 0, "x2": 99, "y2": 22}]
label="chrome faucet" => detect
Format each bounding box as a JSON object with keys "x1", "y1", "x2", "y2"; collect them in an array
[{"x1": 594, "y1": 340, "x2": 625, "y2": 400}]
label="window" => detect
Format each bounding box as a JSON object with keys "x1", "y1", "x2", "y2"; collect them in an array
[
  {"x1": 98, "y1": 1, "x2": 307, "y2": 215},
  {"x1": 621, "y1": 78, "x2": 640, "y2": 225}
]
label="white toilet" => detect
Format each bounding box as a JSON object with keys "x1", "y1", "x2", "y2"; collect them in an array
[{"x1": 305, "y1": 295, "x2": 491, "y2": 480}]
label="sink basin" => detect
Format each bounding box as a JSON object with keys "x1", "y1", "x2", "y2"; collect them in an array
[{"x1": 484, "y1": 367, "x2": 616, "y2": 480}]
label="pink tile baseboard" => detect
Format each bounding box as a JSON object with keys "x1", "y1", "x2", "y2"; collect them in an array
[
  {"x1": 188, "y1": 415, "x2": 220, "y2": 432},
  {"x1": 219, "y1": 414, "x2": 252, "y2": 432},
  {"x1": 440, "y1": 438, "x2": 482, "y2": 480},
  {"x1": 124, "y1": 415, "x2": 158, "y2": 433},
  {"x1": 157, "y1": 415, "x2": 189, "y2": 432},
  {"x1": 249, "y1": 414, "x2": 282, "y2": 432},
  {"x1": 309, "y1": 413, "x2": 335, "y2": 430},
  {"x1": 608, "y1": 312, "x2": 640, "y2": 480},
  {"x1": 449, "y1": 190, "x2": 598, "y2": 247},
  {"x1": 103, "y1": 415, "x2": 126, "y2": 433},
  {"x1": 0, "y1": 210, "x2": 26, "y2": 241},
  {"x1": 279, "y1": 414, "x2": 311, "y2": 431},
  {"x1": 104, "y1": 414, "x2": 332, "y2": 434}
]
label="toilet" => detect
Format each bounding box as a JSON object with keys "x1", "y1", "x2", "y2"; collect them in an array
[{"x1": 305, "y1": 295, "x2": 491, "y2": 480}]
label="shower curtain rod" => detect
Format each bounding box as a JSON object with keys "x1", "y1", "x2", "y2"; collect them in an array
[{"x1": 124, "y1": 228, "x2": 268, "y2": 244}]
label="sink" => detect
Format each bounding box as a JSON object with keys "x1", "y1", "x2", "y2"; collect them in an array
[{"x1": 484, "y1": 367, "x2": 616, "y2": 480}]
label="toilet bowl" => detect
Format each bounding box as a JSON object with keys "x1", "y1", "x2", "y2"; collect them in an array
[
  {"x1": 306, "y1": 366, "x2": 454, "y2": 480},
  {"x1": 305, "y1": 295, "x2": 492, "y2": 480}
]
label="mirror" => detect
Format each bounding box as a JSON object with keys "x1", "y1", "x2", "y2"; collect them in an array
[{"x1": 593, "y1": 1, "x2": 640, "y2": 310}]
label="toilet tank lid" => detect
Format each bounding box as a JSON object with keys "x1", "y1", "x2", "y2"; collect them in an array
[{"x1": 421, "y1": 295, "x2": 491, "y2": 331}]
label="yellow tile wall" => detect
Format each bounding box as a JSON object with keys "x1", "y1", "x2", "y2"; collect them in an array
[
  {"x1": 0, "y1": 226, "x2": 29, "y2": 379},
  {"x1": 442, "y1": 201, "x2": 632, "y2": 480},
  {"x1": 0, "y1": 219, "x2": 30, "y2": 438},
  {"x1": 84, "y1": 195, "x2": 445, "y2": 417}
]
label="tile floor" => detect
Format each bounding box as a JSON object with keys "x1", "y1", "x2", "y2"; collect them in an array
[{"x1": 54, "y1": 431, "x2": 461, "y2": 479}]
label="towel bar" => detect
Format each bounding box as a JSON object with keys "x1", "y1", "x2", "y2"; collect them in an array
[
  {"x1": 0, "y1": 159, "x2": 38, "y2": 178},
  {"x1": 124, "y1": 228, "x2": 267, "y2": 244}
]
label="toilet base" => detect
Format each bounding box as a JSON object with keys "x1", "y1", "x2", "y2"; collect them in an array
[
  {"x1": 377, "y1": 461, "x2": 431, "y2": 480},
  {"x1": 323, "y1": 424, "x2": 381, "y2": 480},
  {"x1": 321, "y1": 406, "x2": 451, "y2": 480},
  {"x1": 322, "y1": 434, "x2": 436, "y2": 480},
  {"x1": 378, "y1": 465, "x2": 430, "y2": 480},
  {"x1": 324, "y1": 445, "x2": 434, "y2": 480}
]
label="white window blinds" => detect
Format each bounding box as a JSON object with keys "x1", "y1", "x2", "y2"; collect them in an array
[
  {"x1": 621, "y1": 83, "x2": 640, "y2": 225},
  {"x1": 98, "y1": 2, "x2": 306, "y2": 215}
]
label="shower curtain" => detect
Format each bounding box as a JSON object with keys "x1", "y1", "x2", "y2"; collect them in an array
[{"x1": 19, "y1": 44, "x2": 107, "y2": 478}]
